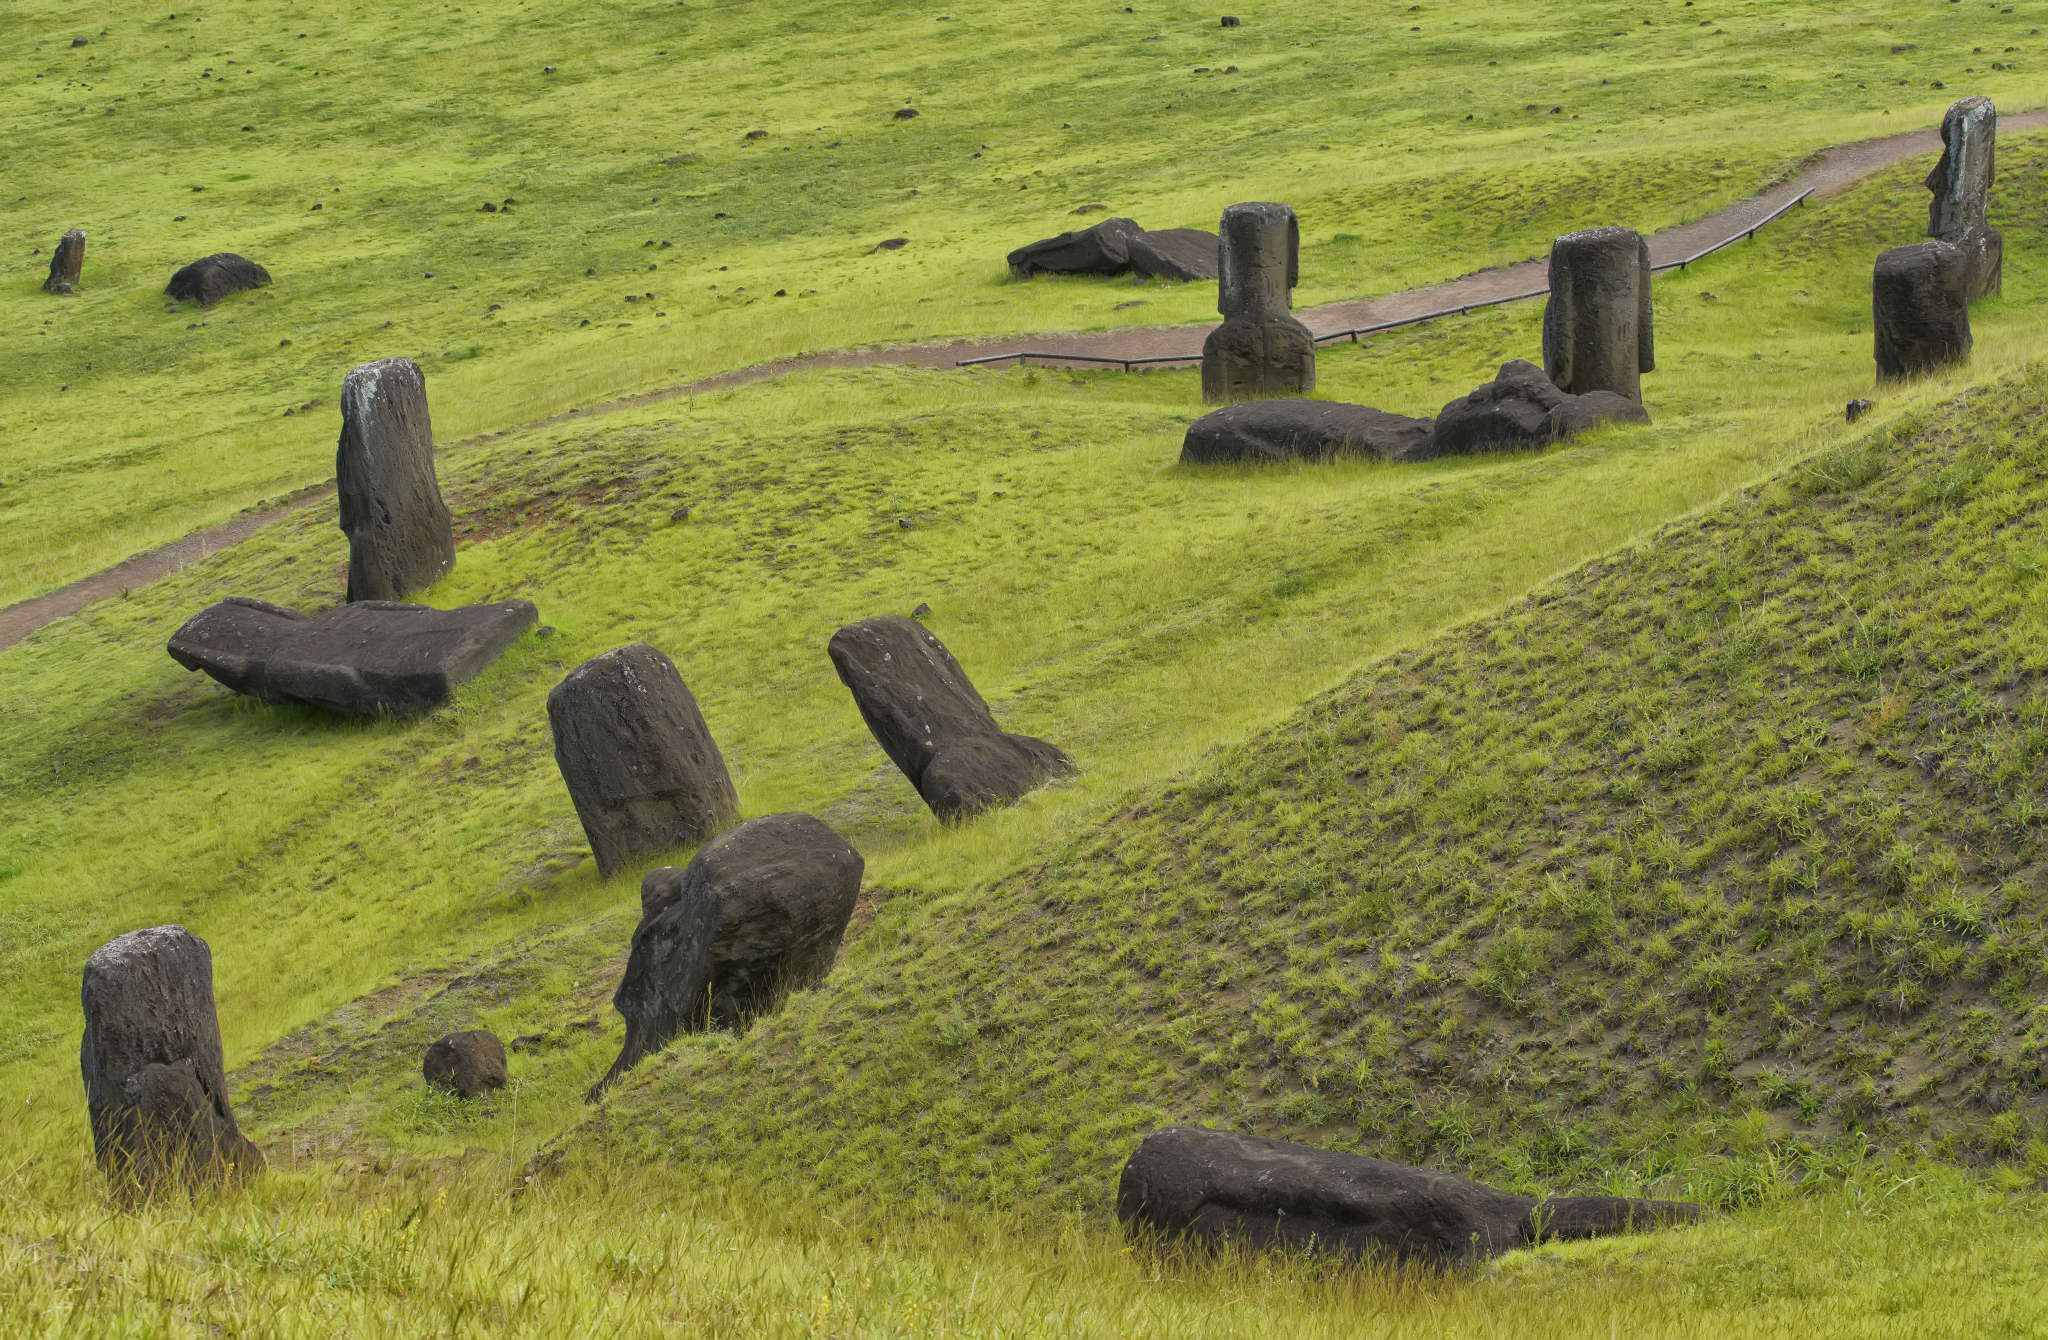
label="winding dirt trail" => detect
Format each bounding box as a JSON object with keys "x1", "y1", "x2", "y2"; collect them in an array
[{"x1": 4, "y1": 113, "x2": 2038, "y2": 655}]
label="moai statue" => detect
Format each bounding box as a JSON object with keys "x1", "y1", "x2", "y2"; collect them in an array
[
  {"x1": 1926, "y1": 96, "x2": 2000, "y2": 302},
  {"x1": 43, "y1": 229, "x2": 85, "y2": 294},
  {"x1": 1542, "y1": 227, "x2": 1654, "y2": 403},
  {"x1": 336, "y1": 358, "x2": 456, "y2": 602},
  {"x1": 1201, "y1": 202, "x2": 1315, "y2": 405},
  {"x1": 1873, "y1": 241, "x2": 1972, "y2": 381}
]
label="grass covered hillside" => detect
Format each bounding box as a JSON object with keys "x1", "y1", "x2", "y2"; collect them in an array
[{"x1": 0, "y1": 0, "x2": 2036, "y2": 603}]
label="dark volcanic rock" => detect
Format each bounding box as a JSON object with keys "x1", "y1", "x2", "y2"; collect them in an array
[
  {"x1": 828, "y1": 615, "x2": 1074, "y2": 821},
  {"x1": 168, "y1": 597, "x2": 535, "y2": 716},
  {"x1": 592, "y1": 813, "x2": 863, "y2": 1095},
  {"x1": 337, "y1": 357, "x2": 456, "y2": 603},
  {"x1": 1128, "y1": 227, "x2": 1219, "y2": 282},
  {"x1": 1433, "y1": 360, "x2": 1647, "y2": 455},
  {"x1": 1873, "y1": 241, "x2": 1972, "y2": 381},
  {"x1": 1542, "y1": 226, "x2": 1653, "y2": 401},
  {"x1": 1007, "y1": 216, "x2": 1144, "y2": 278},
  {"x1": 1202, "y1": 201, "x2": 1313, "y2": 404},
  {"x1": 81, "y1": 926, "x2": 264, "y2": 1196},
  {"x1": 165, "y1": 253, "x2": 271, "y2": 307},
  {"x1": 423, "y1": 1030, "x2": 508, "y2": 1099},
  {"x1": 1927, "y1": 95, "x2": 2000, "y2": 301},
  {"x1": 1846, "y1": 397, "x2": 1874, "y2": 423},
  {"x1": 1118, "y1": 1127, "x2": 1700, "y2": 1266},
  {"x1": 547, "y1": 642, "x2": 739, "y2": 879},
  {"x1": 43, "y1": 228, "x2": 84, "y2": 294},
  {"x1": 1180, "y1": 399, "x2": 1434, "y2": 465}
]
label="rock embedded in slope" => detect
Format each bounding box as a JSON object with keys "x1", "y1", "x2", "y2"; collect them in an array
[
  {"x1": 43, "y1": 228, "x2": 85, "y2": 294},
  {"x1": 423, "y1": 1030, "x2": 508, "y2": 1099},
  {"x1": 164, "y1": 252, "x2": 271, "y2": 307},
  {"x1": 1128, "y1": 227, "x2": 1219, "y2": 282},
  {"x1": 337, "y1": 357, "x2": 456, "y2": 602},
  {"x1": 80, "y1": 926, "x2": 265, "y2": 1197},
  {"x1": 1006, "y1": 216, "x2": 1145, "y2": 278},
  {"x1": 1873, "y1": 241, "x2": 1972, "y2": 381},
  {"x1": 1117, "y1": 1126, "x2": 1701, "y2": 1266},
  {"x1": 1180, "y1": 399, "x2": 1434, "y2": 464},
  {"x1": 547, "y1": 642, "x2": 739, "y2": 879},
  {"x1": 1202, "y1": 201, "x2": 1314, "y2": 404},
  {"x1": 591, "y1": 813, "x2": 863, "y2": 1096},
  {"x1": 167, "y1": 597, "x2": 537, "y2": 716},
  {"x1": 828, "y1": 615, "x2": 1074, "y2": 821},
  {"x1": 1432, "y1": 360, "x2": 1647, "y2": 456},
  {"x1": 1542, "y1": 226, "x2": 1653, "y2": 402}
]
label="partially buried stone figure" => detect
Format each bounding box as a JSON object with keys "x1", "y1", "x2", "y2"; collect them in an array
[
  {"x1": 1873, "y1": 240, "x2": 1973, "y2": 380},
  {"x1": 337, "y1": 358, "x2": 456, "y2": 603},
  {"x1": 1927, "y1": 95, "x2": 2001, "y2": 302},
  {"x1": 1201, "y1": 201, "x2": 1314, "y2": 404},
  {"x1": 1542, "y1": 226, "x2": 1654, "y2": 403},
  {"x1": 43, "y1": 229, "x2": 85, "y2": 294},
  {"x1": 165, "y1": 253, "x2": 271, "y2": 307}
]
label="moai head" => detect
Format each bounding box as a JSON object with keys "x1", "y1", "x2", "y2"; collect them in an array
[
  {"x1": 1218, "y1": 201, "x2": 1300, "y2": 321},
  {"x1": 1927, "y1": 96, "x2": 1995, "y2": 239}
]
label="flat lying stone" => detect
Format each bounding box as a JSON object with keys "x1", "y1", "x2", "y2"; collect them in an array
[
  {"x1": 165, "y1": 253, "x2": 271, "y2": 307},
  {"x1": 167, "y1": 597, "x2": 537, "y2": 717},
  {"x1": 1180, "y1": 400, "x2": 1435, "y2": 464},
  {"x1": 1433, "y1": 359, "x2": 1647, "y2": 456},
  {"x1": 1129, "y1": 227, "x2": 1219, "y2": 281},
  {"x1": 1007, "y1": 217, "x2": 1144, "y2": 278}
]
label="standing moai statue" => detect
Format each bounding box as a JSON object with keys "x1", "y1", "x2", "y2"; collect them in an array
[
  {"x1": 1542, "y1": 227, "x2": 1654, "y2": 403},
  {"x1": 1873, "y1": 240, "x2": 1972, "y2": 381},
  {"x1": 80, "y1": 926, "x2": 264, "y2": 1198},
  {"x1": 1201, "y1": 202, "x2": 1315, "y2": 405},
  {"x1": 43, "y1": 229, "x2": 85, "y2": 294},
  {"x1": 336, "y1": 358, "x2": 455, "y2": 602},
  {"x1": 1927, "y1": 95, "x2": 2000, "y2": 302}
]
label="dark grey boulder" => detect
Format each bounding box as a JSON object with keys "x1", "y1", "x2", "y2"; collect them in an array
[
  {"x1": 828, "y1": 615, "x2": 1074, "y2": 821},
  {"x1": 1433, "y1": 360, "x2": 1647, "y2": 456},
  {"x1": 592, "y1": 813, "x2": 863, "y2": 1096},
  {"x1": 1873, "y1": 241, "x2": 1972, "y2": 381},
  {"x1": 547, "y1": 642, "x2": 739, "y2": 879},
  {"x1": 165, "y1": 253, "x2": 271, "y2": 307},
  {"x1": 423, "y1": 1030, "x2": 507, "y2": 1099},
  {"x1": 81, "y1": 926, "x2": 264, "y2": 1196},
  {"x1": 1542, "y1": 226, "x2": 1653, "y2": 402},
  {"x1": 1547, "y1": 388, "x2": 1651, "y2": 439},
  {"x1": 1927, "y1": 96, "x2": 2000, "y2": 302},
  {"x1": 1007, "y1": 217, "x2": 1144, "y2": 278},
  {"x1": 1117, "y1": 1126, "x2": 1701, "y2": 1266},
  {"x1": 1129, "y1": 228, "x2": 1219, "y2": 282},
  {"x1": 168, "y1": 597, "x2": 537, "y2": 717},
  {"x1": 337, "y1": 358, "x2": 455, "y2": 603},
  {"x1": 1181, "y1": 400, "x2": 1434, "y2": 465},
  {"x1": 43, "y1": 228, "x2": 84, "y2": 294}
]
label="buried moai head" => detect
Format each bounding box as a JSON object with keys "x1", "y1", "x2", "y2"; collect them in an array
[
  {"x1": 1217, "y1": 201, "x2": 1298, "y2": 321},
  {"x1": 336, "y1": 358, "x2": 456, "y2": 603},
  {"x1": 43, "y1": 229, "x2": 85, "y2": 294},
  {"x1": 1928, "y1": 96, "x2": 1995, "y2": 238},
  {"x1": 1201, "y1": 201, "x2": 1314, "y2": 404},
  {"x1": 1542, "y1": 226, "x2": 1653, "y2": 403}
]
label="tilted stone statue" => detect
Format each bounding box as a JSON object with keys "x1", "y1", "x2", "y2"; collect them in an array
[
  {"x1": 1201, "y1": 202, "x2": 1315, "y2": 405},
  {"x1": 1873, "y1": 240, "x2": 1972, "y2": 381},
  {"x1": 1927, "y1": 96, "x2": 2000, "y2": 302},
  {"x1": 43, "y1": 229, "x2": 85, "y2": 294},
  {"x1": 1542, "y1": 227, "x2": 1653, "y2": 402},
  {"x1": 336, "y1": 358, "x2": 456, "y2": 602}
]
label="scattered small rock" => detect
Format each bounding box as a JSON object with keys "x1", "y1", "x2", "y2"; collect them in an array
[
  {"x1": 911, "y1": 602, "x2": 932, "y2": 617},
  {"x1": 894, "y1": 107, "x2": 920, "y2": 120},
  {"x1": 671, "y1": 505, "x2": 691, "y2": 521},
  {"x1": 1220, "y1": 14, "x2": 1241, "y2": 26},
  {"x1": 1114, "y1": 300, "x2": 1148, "y2": 310},
  {"x1": 72, "y1": 36, "x2": 89, "y2": 47},
  {"x1": 423, "y1": 1031, "x2": 507, "y2": 1099},
  {"x1": 869, "y1": 237, "x2": 910, "y2": 253},
  {"x1": 1845, "y1": 398, "x2": 1874, "y2": 422},
  {"x1": 745, "y1": 129, "x2": 768, "y2": 139}
]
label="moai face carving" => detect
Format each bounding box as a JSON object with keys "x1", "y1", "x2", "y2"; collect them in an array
[
  {"x1": 1927, "y1": 97, "x2": 1995, "y2": 239},
  {"x1": 1218, "y1": 202, "x2": 1300, "y2": 321}
]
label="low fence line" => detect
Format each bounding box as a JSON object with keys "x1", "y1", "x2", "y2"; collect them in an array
[{"x1": 956, "y1": 188, "x2": 1813, "y2": 370}]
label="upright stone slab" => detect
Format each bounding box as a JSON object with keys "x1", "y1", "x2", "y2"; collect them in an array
[
  {"x1": 43, "y1": 229, "x2": 84, "y2": 294},
  {"x1": 337, "y1": 358, "x2": 456, "y2": 603},
  {"x1": 547, "y1": 642, "x2": 739, "y2": 878},
  {"x1": 1926, "y1": 95, "x2": 2001, "y2": 301},
  {"x1": 1873, "y1": 240, "x2": 1972, "y2": 380},
  {"x1": 80, "y1": 926, "x2": 264, "y2": 1197},
  {"x1": 1542, "y1": 226, "x2": 1653, "y2": 402},
  {"x1": 1200, "y1": 201, "x2": 1315, "y2": 405}
]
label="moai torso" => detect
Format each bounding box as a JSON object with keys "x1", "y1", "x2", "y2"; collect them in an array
[
  {"x1": 1202, "y1": 201, "x2": 1316, "y2": 405},
  {"x1": 1542, "y1": 226, "x2": 1652, "y2": 402}
]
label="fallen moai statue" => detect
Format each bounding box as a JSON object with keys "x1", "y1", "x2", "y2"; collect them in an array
[
  {"x1": 167, "y1": 597, "x2": 537, "y2": 717},
  {"x1": 828, "y1": 615, "x2": 1075, "y2": 821},
  {"x1": 1927, "y1": 95, "x2": 2001, "y2": 302},
  {"x1": 1542, "y1": 226, "x2": 1654, "y2": 402},
  {"x1": 1433, "y1": 359, "x2": 1648, "y2": 455},
  {"x1": 1008, "y1": 218, "x2": 1220, "y2": 280},
  {"x1": 338, "y1": 358, "x2": 456, "y2": 603},
  {"x1": 548, "y1": 642, "x2": 739, "y2": 879},
  {"x1": 1117, "y1": 1126, "x2": 1702, "y2": 1266},
  {"x1": 591, "y1": 812, "x2": 864, "y2": 1097},
  {"x1": 43, "y1": 228, "x2": 85, "y2": 294},
  {"x1": 81, "y1": 926, "x2": 264, "y2": 1198},
  {"x1": 1202, "y1": 201, "x2": 1314, "y2": 404},
  {"x1": 1873, "y1": 241, "x2": 1972, "y2": 380},
  {"x1": 423, "y1": 1030, "x2": 507, "y2": 1099},
  {"x1": 1128, "y1": 227, "x2": 1220, "y2": 282},
  {"x1": 165, "y1": 252, "x2": 270, "y2": 307}
]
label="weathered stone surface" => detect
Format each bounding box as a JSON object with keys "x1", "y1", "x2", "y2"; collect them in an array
[
  {"x1": 1542, "y1": 226, "x2": 1653, "y2": 402},
  {"x1": 1432, "y1": 360, "x2": 1647, "y2": 456},
  {"x1": 168, "y1": 597, "x2": 537, "y2": 717},
  {"x1": 828, "y1": 615, "x2": 1074, "y2": 821},
  {"x1": 43, "y1": 228, "x2": 84, "y2": 294},
  {"x1": 1873, "y1": 240, "x2": 1972, "y2": 380},
  {"x1": 164, "y1": 252, "x2": 271, "y2": 307},
  {"x1": 1007, "y1": 217, "x2": 1144, "y2": 278},
  {"x1": 1180, "y1": 399, "x2": 1434, "y2": 465},
  {"x1": 1846, "y1": 397, "x2": 1875, "y2": 423},
  {"x1": 1128, "y1": 227, "x2": 1219, "y2": 282},
  {"x1": 423, "y1": 1030, "x2": 508, "y2": 1099},
  {"x1": 1117, "y1": 1126, "x2": 1701, "y2": 1266},
  {"x1": 337, "y1": 358, "x2": 456, "y2": 603},
  {"x1": 1202, "y1": 201, "x2": 1314, "y2": 404},
  {"x1": 81, "y1": 926, "x2": 264, "y2": 1196},
  {"x1": 1927, "y1": 96, "x2": 2001, "y2": 301},
  {"x1": 592, "y1": 813, "x2": 863, "y2": 1095},
  {"x1": 547, "y1": 643, "x2": 739, "y2": 878},
  {"x1": 1546, "y1": 388, "x2": 1652, "y2": 439}
]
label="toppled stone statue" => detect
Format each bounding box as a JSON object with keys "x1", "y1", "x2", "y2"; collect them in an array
[
  {"x1": 337, "y1": 358, "x2": 456, "y2": 603},
  {"x1": 1435, "y1": 359, "x2": 1648, "y2": 455},
  {"x1": 81, "y1": 926, "x2": 264, "y2": 1198},
  {"x1": 1927, "y1": 95, "x2": 2000, "y2": 302},
  {"x1": 1873, "y1": 241, "x2": 1972, "y2": 380},
  {"x1": 168, "y1": 597, "x2": 537, "y2": 716},
  {"x1": 1007, "y1": 217, "x2": 1145, "y2": 278},
  {"x1": 1202, "y1": 201, "x2": 1314, "y2": 404},
  {"x1": 1118, "y1": 1126, "x2": 1701, "y2": 1266},
  {"x1": 165, "y1": 253, "x2": 271, "y2": 307},
  {"x1": 828, "y1": 615, "x2": 1074, "y2": 821},
  {"x1": 591, "y1": 813, "x2": 863, "y2": 1096},
  {"x1": 1129, "y1": 228, "x2": 1220, "y2": 282},
  {"x1": 423, "y1": 1030, "x2": 508, "y2": 1099},
  {"x1": 547, "y1": 643, "x2": 739, "y2": 879},
  {"x1": 1180, "y1": 400, "x2": 1435, "y2": 464},
  {"x1": 43, "y1": 229, "x2": 85, "y2": 294},
  {"x1": 1542, "y1": 226, "x2": 1654, "y2": 402}
]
